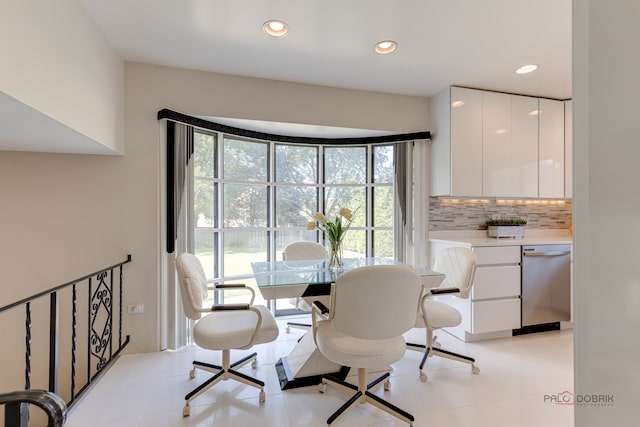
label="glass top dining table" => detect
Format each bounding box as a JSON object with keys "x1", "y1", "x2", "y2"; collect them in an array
[
  {"x1": 250, "y1": 257, "x2": 446, "y2": 390},
  {"x1": 251, "y1": 257, "x2": 445, "y2": 300}
]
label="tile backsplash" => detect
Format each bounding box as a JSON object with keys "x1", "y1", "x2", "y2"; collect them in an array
[{"x1": 429, "y1": 198, "x2": 572, "y2": 231}]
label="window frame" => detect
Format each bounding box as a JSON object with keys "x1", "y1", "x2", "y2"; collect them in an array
[{"x1": 190, "y1": 129, "x2": 395, "y2": 311}]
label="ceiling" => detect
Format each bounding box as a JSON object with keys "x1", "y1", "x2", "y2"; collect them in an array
[
  {"x1": 2, "y1": 1, "x2": 572, "y2": 154},
  {"x1": 81, "y1": 0, "x2": 572, "y2": 100}
]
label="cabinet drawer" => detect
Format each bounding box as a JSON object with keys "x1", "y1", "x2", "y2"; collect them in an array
[
  {"x1": 472, "y1": 266, "x2": 521, "y2": 299},
  {"x1": 472, "y1": 299, "x2": 521, "y2": 333},
  {"x1": 474, "y1": 246, "x2": 521, "y2": 265}
]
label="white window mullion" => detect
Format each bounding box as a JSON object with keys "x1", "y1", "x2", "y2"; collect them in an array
[
  {"x1": 269, "y1": 141, "x2": 276, "y2": 261},
  {"x1": 216, "y1": 131, "x2": 225, "y2": 288},
  {"x1": 367, "y1": 144, "x2": 374, "y2": 257}
]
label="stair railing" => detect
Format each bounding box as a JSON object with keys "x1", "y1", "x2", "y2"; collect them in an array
[{"x1": 0, "y1": 255, "x2": 132, "y2": 426}]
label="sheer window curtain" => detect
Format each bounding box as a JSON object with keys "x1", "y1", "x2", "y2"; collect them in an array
[{"x1": 394, "y1": 139, "x2": 429, "y2": 268}]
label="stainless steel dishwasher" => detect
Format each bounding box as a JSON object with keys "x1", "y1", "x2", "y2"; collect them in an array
[{"x1": 521, "y1": 245, "x2": 571, "y2": 327}]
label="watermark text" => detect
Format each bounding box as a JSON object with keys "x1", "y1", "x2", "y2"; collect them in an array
[{"x1": 544, "y1": 390, "x2": 614, "y2": 407}]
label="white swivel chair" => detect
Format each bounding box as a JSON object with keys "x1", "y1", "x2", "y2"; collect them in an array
[
  {"x1": 312, "y1": 265, "x2": 423, "y2": 426},
  {"x1": 176, "y1": 253, "x2": 279, "y2": 416},
  {"x1": 282, "y1": 241, "x2": 329, "y2": 333},
  {"x1": 409, "y1": 247, "x2": 479, "y2": 382}
]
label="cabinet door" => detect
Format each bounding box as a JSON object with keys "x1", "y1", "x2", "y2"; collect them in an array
[
  {"x1": 482, "y1": 91, "x2": 511, "y2": 197},
  {"x1": 450, "y1": 87, "x2": 483, "y2": 196},
  {"x1": 472, "y1": 265, "x2": 521, "y2": 299},
  {"x1": 510, "y1": 96, "x2": 539, "y2": 197},
  {"x1": 473, "y1": 245, "x2": 521, "y2": 265},
  {"x1": 564, "y1": 100, "x2": 573, "y2": 198},
  {"x1": 539, "y1": 99, "x2": 565, "y2": 198},
  {"x1": 472, "y1": 299, "x2": 521, "y2": 333}
]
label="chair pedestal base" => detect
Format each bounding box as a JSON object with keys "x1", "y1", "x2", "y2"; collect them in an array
[
  {"x1": 320, "y1": 368, "x2": 414, "y2": 426},
  {"x1": 407, "y1": 333, "x2": 479, "y2": 382},
  {"x1": 184, "y1": 350, "x2": 265, "y2": 417},
  {"x1": 286, "y1": 321, "x2": 311, "y2": 333}
]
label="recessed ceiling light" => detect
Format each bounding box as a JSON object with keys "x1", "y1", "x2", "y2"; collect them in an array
[
  {"x1": 374, "y1": 40, "x2": 397, "y2": 54},
  {"x1": 263, "y1": 20, "x2": 288, "y2": 37},
  {"x1": 516, "y1": 64, "x2": 538, "y2": 74}
]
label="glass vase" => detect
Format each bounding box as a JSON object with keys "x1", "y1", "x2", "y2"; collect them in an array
[{"x1": 328, "y1": 239, "x2": 344, "y2": 270}]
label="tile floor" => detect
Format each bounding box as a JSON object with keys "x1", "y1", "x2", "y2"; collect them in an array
[{"x1": 65, "y1": 317, "x2": 574, "y2": 427}]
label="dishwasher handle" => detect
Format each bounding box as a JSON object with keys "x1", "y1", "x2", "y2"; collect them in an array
[{"x1": 523, "y1": 251, "x2": 571, "y2": 257}]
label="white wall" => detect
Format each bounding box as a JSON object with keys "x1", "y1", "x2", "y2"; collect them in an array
[
  {"x1": 573, "y1": 1, "x2": 640, "y2": 423},
  {"x1": 0, "y1": 60, "x2": 429, "y2": 362},
  {"x1": 125, "y1": 62, "x2": 430, "y2": 132},
  {"x1": 0, "y1": 0, "x2": 124, "y2": 153},
  {"x1": 124, "y1": 62, "x2": 430, "y2": 352}
]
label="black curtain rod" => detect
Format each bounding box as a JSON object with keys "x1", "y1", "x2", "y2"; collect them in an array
[{"x1": 157, "y1": 109, "x2": 430, "y2": 145}]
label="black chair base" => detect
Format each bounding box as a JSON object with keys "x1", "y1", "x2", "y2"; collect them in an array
[
  {"x1": 320, "y1": 369, "x2": 414, "y2": 426},
  {"x1": 407, "y1": 335, "x2": 479, "y2": 382},
  {"x1": 286, "y1": 321, "x2": 312, "y2": 333},
  {"x1": 183, "y1": 351, "x2": 265, "y2": 416}
]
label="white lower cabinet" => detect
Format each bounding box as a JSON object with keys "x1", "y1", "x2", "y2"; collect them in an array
[
  {"x1": 472, "y1": 299, "x2": 521, "y2": 334},
  {"x1": 472, "y1": 265, "x2": 520, "y2": 299},
  {"x1": 432, "y1": 244, "x2": 522, "y2": 342},
  {"x1": 469, "y1": 246, "x2": 521, "y2": 337}
]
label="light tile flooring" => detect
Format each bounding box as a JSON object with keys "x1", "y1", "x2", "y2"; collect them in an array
[{"x1": 66, "y1": 317, "x2": 574, "y2": 427}]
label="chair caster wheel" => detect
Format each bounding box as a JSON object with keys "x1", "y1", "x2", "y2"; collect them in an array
[
  {"x1": 259, "y1": 390, "x2": 266, "y2": 402},
  {"x1": 472, "y1": 365, "x2": 480, "y2": 375},
  {"x1": 384, "y1": 380, "x2": 391, "y2": 391},
  {"x1": 319, "y1": 382, "x2": 327, "y2": 393},
  {"x1": 183, "y1": 405, "x2": 190, "y2": 417},
  {"x1": 433, "y1": 341, "x2": 442, "y2": 349},
  {"x1": 189, "y1": 369, "x2": 196, "y2": 379},
  {"x1": 252, "y1": 358, "x2": 258, "y2": 369},
  {"x1": 419, "y1": 372, "x2": 428, "y2": 382}
]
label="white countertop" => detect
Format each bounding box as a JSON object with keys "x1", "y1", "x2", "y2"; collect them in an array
[{"x1": 429, "y1": 229, "x2": 573, "y2": 247}]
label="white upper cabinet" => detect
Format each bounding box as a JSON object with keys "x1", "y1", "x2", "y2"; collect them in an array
[
  {"x1": 539, "y1": 99, "x2": 566, "y2": 198},
  {"x1": 451, "y1": 87, "x2": 483, "y2": 196},
  {"x1": 430, "y1": 86, "x2": 568, "y2": 198},
  {"x1": 564, "y1": 100, "x2": 573, "y2": 198},
  {"x1": 431, "y1": 86, "x2": 483, "y2": 196},
  {"x1": 482, "y1": 92, "x2": 511, "y2": 196},
  {"x1": 510, "y1": 96, "x2": 539, "y2": 198},
  {"x1": 483, "y1": 93, "x2": 539, "y2": 197}
]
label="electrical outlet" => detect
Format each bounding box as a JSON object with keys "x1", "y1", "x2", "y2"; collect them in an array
[{"x1": 128, "y1": 304, "x2": 144, "y2": 314}]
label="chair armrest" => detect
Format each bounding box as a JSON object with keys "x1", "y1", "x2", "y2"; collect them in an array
[
  {"x1": 429, "y1": 287, "x2": 461, "y2": 295},
  {"x1": 312, "y1": 300, "x2": 330, "y2": 315},
  {"x1": 210, "y1": 303, "x2": 251, "y2": 311},
  {"x1": 420, "y1": 287, "x2": 462, "y2": 314},
  {"x1": 216, "y1": 284, "x2": 247, "y2": 289},
  {"x1": 311, "y1": 300, "x2": 331, "y2": 347},
  {"x1": 209, "y1": 283, "x2": 256, "y2": 305}
]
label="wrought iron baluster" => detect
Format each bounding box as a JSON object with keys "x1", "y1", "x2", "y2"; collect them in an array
[
  {"x1": 89, "y1": 272, "x2": 112, "y2": 371},
  {"x1": 49, "y1": 292, "x2": 59, "y2": 394},
  {"x1": 25, "y1": 302, "x2": 31, "y2": 390},
  {"x1": 119, "y1": 264, "x2": 123, "y2": 347},
  {"x1": 109, "y1": 268, "x2": 114, "y2": 360},
  {"x1": 71, "y1": 284, "x2": 77, "y2": 401},
  {"x1": 0, "y1": 255, "x2": 131, "y2": 415},
  {"x1": 87, "y1": 277, "x2": 91, "y2": 384},
  {"x1": 13, "y1": 302, "x2": 34, "y2": 427}
]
